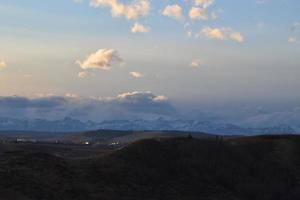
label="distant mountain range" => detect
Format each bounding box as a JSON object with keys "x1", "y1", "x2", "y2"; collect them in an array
[{"x1": 0, "y1": 117, "x2": 297, "y2": 135}]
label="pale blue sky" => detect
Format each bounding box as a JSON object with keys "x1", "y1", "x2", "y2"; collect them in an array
[{"x1": 0, "y1": 0, "x2": 299, "y2": 106}]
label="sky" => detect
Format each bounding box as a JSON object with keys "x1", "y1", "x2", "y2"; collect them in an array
[{"x1": 0, "y1": 0, "x2": 300, "y2": 126}]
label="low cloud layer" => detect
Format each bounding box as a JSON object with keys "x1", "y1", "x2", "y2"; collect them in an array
[
  {"x1": 1, "y1": 93, "x2": 300, "y2": 129},
  {"x1": 0, "y1": 92, "x2": 175, "y2": 121},
  {"x1": 0, "y1": 96, "x2": 67, "y2": 109}
]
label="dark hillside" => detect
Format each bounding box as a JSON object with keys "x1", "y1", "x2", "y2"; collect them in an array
[
  {"x1": 88, "y1": 136, "x2": 300, "y2": 200},
  {"x1": 1, "y1": 135, "x2": 300, "y2": 199}
]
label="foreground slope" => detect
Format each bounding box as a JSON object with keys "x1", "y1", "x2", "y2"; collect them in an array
[{"x1": 1, "y1": 135, "x2": 300, "y2": 199}]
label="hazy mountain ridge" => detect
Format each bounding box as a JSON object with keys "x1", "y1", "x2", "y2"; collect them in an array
[{"x1": 0, "y1": 117, "x2": 296, "y2": 135}]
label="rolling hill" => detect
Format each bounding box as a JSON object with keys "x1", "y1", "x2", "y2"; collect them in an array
[{"x1": 0, "y1": 134, "x2": 300, "y2": 199}]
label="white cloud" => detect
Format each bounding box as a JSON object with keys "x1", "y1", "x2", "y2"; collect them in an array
[
  {"x1": 186, "y1": 31, "x2": 193, "y2": 37},
  {"x1": 190, "y1": 59, "x2": 202, "y2": 68},
  {"x1": 194, "y1": 0, "x2": 214, "y2": 8},
  {"x1": 162, "y1": 4, "x2": 183, "y2": 20},
  {"x1": 90, "y1": 0, "x2": 150, "y2": 20},
  {"x1": 184, "y1": 23, "x2": 193, "y2": 37},
  {"x1": 129, "y1": 71, "x2": 143, "y2": 78},
  {"x1": 211, "y1": 9, "x2": 223, "y2": 20},
  {"x1": 153, "y1": 95, "x2": 168, "y2": 102},
  {"x1": 0, "y1": 61, "x2": 7, "y2": 69},
  {"x1": 131, "y1": 22, "x2": 150, "y2": 33},
  {"x1": 291, "y1": 22, "x2": 300, "y2": 31},
  {"x1": 76, "y1": 49, "x2": 122, "y2": 71},
  {"x1": 288, "y1": 37, "x2": 297, "y2": 43},
  {"x1": 65, "y1": 93, "x2": 79, "y2": 98},
  {"x1": 189, "y1": 0, "x2": 217, "y2": 21},
  {"x1": 78, "y1": 71, "x2": 91, "y2": 78},
  {"x1": 116, "y1": 91, "x2": 168, "y2": 103},
  {"x1": 201, "y1": 27, "x2": 244, "y2": 43},
  {"x1": 189, "y1": 7, "x2": 208, "y2": 20}
]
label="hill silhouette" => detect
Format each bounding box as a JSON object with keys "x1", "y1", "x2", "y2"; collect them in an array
[{"x1": 1, "y1": 135, "x2": 300, "y2": 199}]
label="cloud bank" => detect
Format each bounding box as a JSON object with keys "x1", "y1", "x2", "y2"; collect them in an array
[
  {"x1": 0, "y1": 92, "x2": 175, "y2": 121},
  {"x1": 0, "y1": 96, "x2": 67, "y2": 109},
  {"x1": 1, "y1": 94, "x2": 300, "y2": 130}
]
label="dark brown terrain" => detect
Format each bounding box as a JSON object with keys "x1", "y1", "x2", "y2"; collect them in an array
[{"x1": 0, "y1": 131, "x2": 300, "y2": 200}]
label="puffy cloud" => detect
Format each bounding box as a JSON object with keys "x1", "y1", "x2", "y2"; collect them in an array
[
  {"x1": 90, "y1": 0, "x2": 150, "y2": 20},
  {"x1": 129, "y1": 71, "x2": 143, "y2": 78},
  {"x1": 194, "y1": 0, "x2": 214, "y2": 8},
  {"x1": 131, "y1": 22, "x2": 150, "y2": 33},
  {"x1": 0, "y1": 61, "x2": 7, "y2": 69},
  {"x1": 184, "y1": 23, "x2": 193, "y2": 37},
  {"x1": 201, "y1": 27, "x2": 244, "y2": 42},
  {"x1": 288, "y1": 37, "x2": 297, "y2": 43},
  {"x1": 113, "y1": 91, "x2": 174, "y2": 115},
  {"x1": 153, "y1": 95, "x2": 168, "y2": 102},
  {"x1": 78, "y1": 71, "x2": 91, "y2": 78},
  {"x1": 189, "y1": 7, "x2": 208, "y2": 20},
  {"x1": 211, "y1": 9, "x2": 223, "y2": 20},
  {"x1": 76, "y1": 49, "x2": 122, "y2": 71},
  {"x1": 186, "y1": 31, "x2": 193, "y2": 37},
  {"x1": 288, "y1": 22, "x2": 299, "y2": 44},
  {"x1": 190, "y1": 59, "x2": 202, "y2": 68},
  {"x1": 291, "y1": 22, "x2": 300, "y2": 31},
  {"x1": 162, "y1": 4, "x2": 183, "y2": 20},
  {"x1": 189, "y1": 0, "x2": 218, "y2": 21}
]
